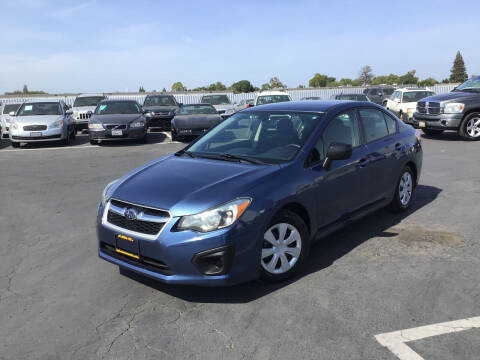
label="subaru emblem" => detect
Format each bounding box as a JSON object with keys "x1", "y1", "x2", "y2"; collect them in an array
[{"x1": 124, "y1": 208, "x2": 138, "y2": 221}]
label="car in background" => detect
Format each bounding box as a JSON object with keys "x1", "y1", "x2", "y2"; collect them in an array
[
  {"x1": 234, "y1": 99, "x2": 254, "y2": 112},
  {"x1": 8, "y1": 100, "x2": 75, "y2": 148},
  {"x1": 300, "y1": 96, "x2": 322, "y2": 101},
  {"x1": 254, "y1": 90, "x2": 292, "y2": 106},
  {"x1": 96, "y1": 100, "x2": 422, "y2": 286},
  {"x1": 413, "y1": 75, "x2": 480, "y2": 140},
  {"x1": 71, "y1": 94, "x2": 106, "y2": 132},
  {"x1": 330, "y1": 94, "x2": 371, "y2": 102},
  {"x1": 170, "y1": 104, "x2": 223, "y2": 141},
  {"x1": 143, "y1": 94, "x2": 180, "y2": 130},
  {"x1": 363, "y1": 87, "x2": 395, "y2": 105},
  {"x1": 88, "y1": 100, "x2": 148, "y2": 145},
  {"x1": 1, "y1": 103, "x2": 21, "y2": 139},
  {"x1": 385, "y1": 88, "x2": 435, "y2": 125},
  {"x1": 200, "y1": 94, "x2": 234, "y2": 118}
]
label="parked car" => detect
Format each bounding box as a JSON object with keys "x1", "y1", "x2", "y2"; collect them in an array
[
  {"x1": 1, "y1": 103, "x2": 21, "y2": 139},
  {"x1": 88, "y1": 100, "x2": 148, "y2": 145},
  {"x1": 300, "y1": 97, "x2": 322, "y2": 100},
  {"x1": 234, "y1": 99, "x2": 254, "y2": 112},
  {"x1": 330, "y1": 94, "x2": 371, "y2": 102},
  {"x1": 170, "y1": 104, "x2": 223, "y2": 141},
  {"x1": 200, "y1": 94, "x2": 234, "y2": 118},
  {"x1": 143, "y1": 94, "x2": 180, "y2": 130},
  {"x1": 254, "y1": 90, "x2": 292, "y2": 106},
  {"x1": 363, "y1": 87, "x2": 395, "y2": 105},
  {"x1": 385, "y1": 88, "x2": 435, "y2": 125},
  {"x1": 413, "y1": 76, "x2": 480, "y2": 140},
  {"x1": 8, "y1": 101, "x2": 75, "y2": 148},
  {"x1": 71, "y1": 94, "x2": 106, "y2": 132},
  {"x1": 97, "y1": 100, "x2": 422, "y2": 286}
]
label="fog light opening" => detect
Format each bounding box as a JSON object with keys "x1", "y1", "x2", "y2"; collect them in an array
[{"x1": 192, "y1": 246, "x2": 235, "y2": 276}]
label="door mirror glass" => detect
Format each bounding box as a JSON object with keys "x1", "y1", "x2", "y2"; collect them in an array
[{"x1": 323, "y1": 142, "x2": 352, "y2": 170}]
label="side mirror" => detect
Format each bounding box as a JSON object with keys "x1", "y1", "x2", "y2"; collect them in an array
[
  {"x1": 66, "y1": 109, "x2": 73, "y2": 115},
  {"x1": 9, "y1": 111, "x2": 15, "y2": 116},
  {"x1": 394, "y1": 98, "x2": 401, "y2": 103},
  {"x1": 87, "y1": 111, "x2": 93, "y2": 115},
  {"x1": 323, "y1": 142, "x2": 352, "y2": 170}
]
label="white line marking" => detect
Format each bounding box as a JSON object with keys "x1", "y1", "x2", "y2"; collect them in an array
[{"x1": 375, "y1": 316, "x2": 480, "y2": 360}]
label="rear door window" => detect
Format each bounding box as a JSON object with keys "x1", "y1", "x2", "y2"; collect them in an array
[{"x1": 358, "y1": 108, "x2": 390, "y2": 143}]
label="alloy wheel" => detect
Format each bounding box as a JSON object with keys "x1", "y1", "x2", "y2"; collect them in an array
[
  {"x1": 261, "y1": 223, "x2": 302, "y2": 274},
  {"x1": 466, "y1": 117, "x2": 480, "y2": 138},
  {"x1": 399, "y1": 172, "x2": 413, "y2": 206}
]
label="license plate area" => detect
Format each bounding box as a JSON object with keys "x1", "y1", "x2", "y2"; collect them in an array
[
  {"x1": 111, "y1": 129, "x2": 123, "y2": 136},
  {"x1": 115, "y1": 234, "x2": 139, "y2": 259},
  {"x1": 419, "y1": 121, "x2": 426, "y2": 128},
  {"x1": 31, "y1": 132, "x2": 42, "y2": 137}
]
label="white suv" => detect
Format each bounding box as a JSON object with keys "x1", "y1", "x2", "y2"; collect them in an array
[
  {"x1": 385, "y1": 88, "x2": 435, "y2": 124},
  {"x1": 254, "y1": 91, "x2": 292, "y2": 106},
  {"x1": 71, "y1": 94, "x2": 106, "y2": 132}
]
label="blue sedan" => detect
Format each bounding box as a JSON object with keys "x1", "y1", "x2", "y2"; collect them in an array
[{"x1": 97, "y1": 101, "x2": 422, "y2": 285}]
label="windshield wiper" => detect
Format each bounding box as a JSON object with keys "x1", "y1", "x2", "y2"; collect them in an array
[
  {"x1": 174, "y1": 149, "x2": 195, "y2": 158},
  {"x1": 216, "y1": 153, "x2": 266, "y2": 165}
]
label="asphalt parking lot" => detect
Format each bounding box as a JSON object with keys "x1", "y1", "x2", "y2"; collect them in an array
[{"x1": 0, "y1": 131, "x2": 479, "y2": 360}]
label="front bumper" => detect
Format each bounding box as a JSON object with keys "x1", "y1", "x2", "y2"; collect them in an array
[
  {"x1": 96, "y1": 203, "x2": 262, "y2": 286},
  {"x1": 9, "y1": 127, "x2": 65, "y2": 143},
  {"x1": 412, "y1": 112, "x2": 463, "y2": 130},
  {"x1": 173, "y1": 127, "x2": 210, "y2": 137},
  {"x1": 89, "y1": 127, "x2": 146, "y2": 140},
  {"x1": 147, "y1": 116, "x2": 173, "y2": 129}
]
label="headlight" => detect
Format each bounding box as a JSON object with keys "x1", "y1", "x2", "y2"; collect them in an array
[
  {"x1": 443, "y1": 103, "x2": 464, "y2": 114},
  {"x1": 130, "y1": 121, "x2": 145, "y2": 128},
  {"x1": 10, "y1": 121, "x2": 19, "y2": 130},
  {"x1": 145, "y1": 112, "x2": 153, "y2": 118},
  {"x1": 89, "y1": 123, "x2": 104, "y2": 130},
  {"x1": 407, "y1": 108, "x2": 415, "y2": 116},
  {"x1": 101, "y1": 179, "x2": 121, "y2": 206},
  {"x1": 224, "y1": 109, "x2": 235, "y2": 115},
  {"x1": 50, "y1": 120, "x2": 64, "y2": 129},
  {"x1": 177, "y1": 198, "x2": 251, "y2": 233}
]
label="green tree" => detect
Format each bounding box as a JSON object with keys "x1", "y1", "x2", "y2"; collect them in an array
[
  {"x1": 171, "y1": 82, "x2": 187, "y2": 92},
  {"x1": 449, "y1": 51, "x2": 468, "y2": 83},
  {"x1": 418, "y1": 78, "x2": 439, "y2": 87},
  {"x1": 139, "y1": 86, "x2": 145, "y2": 93},
  {"x1": 339, "y1": 78, "x2": 354, "y2": 86},
  {"x1": 268, "y1": 77, "x2": 285, "y2": 89},
  {"x1": 358, "y1": 65, "x2": 374, "y2": 85},
  {"x1": 298, "y1": 84, "x2": 305, "y2": 88},
  {"x1": 399, "y1": 70, "x2": 418, "y2": 85},
  {"x1": 231, "y1": 80, "x2": 255, "y2": 93},
  {"x1": 206, "y1": 82, "x2": 227, "y2": 91},
  {"x1": 261, "y1": 83, "x2": 270, "y2": 91}
]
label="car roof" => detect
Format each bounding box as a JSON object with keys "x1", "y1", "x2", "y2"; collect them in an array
[
  {"x1": 146, "y1": 94, "x2": 174, "y2": 97},
  {"x1": 242, "y1": 100, "x2": 384, "y2": 113},
  {"x1": 99, "y1": 99, "x2": 138, "y2": 103},
  {"x1": 22, "y1": 100, "x2": 63, "y2": 104},
  {"x1": 257, "y1": 91, "x2": 290, "y2": 96},
  {"x1": 76, "y1": 93, "x2": 105, "y2": 97},
  {"x1": 395, "y1": 87, "x2": 430, "y2": 92},
  {"x1": 181, "y1": 103, "x2": 214, "y2": 106},
  {"x1": 200, "y1": 94, "x2": 230, "y2": 97}
]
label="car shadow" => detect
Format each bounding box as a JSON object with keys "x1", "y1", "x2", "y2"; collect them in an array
[
  {"x1": 120, "y1": 184, "x2": 442, "y2": 303},
  {"x1": 421, "y1": 131, "x2": 463, "y2": 141},
  {"x1": 0, "y1": 138, "x2": 11, "y2": 149}
]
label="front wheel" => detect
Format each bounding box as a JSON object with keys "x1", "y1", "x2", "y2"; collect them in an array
[
  {"x1": 389, "y1": 166, "x2": 415, "y2": 213},
  {"x1": 11, "y1": 142, "x2": 20, "y2": 148},
  {"x1": 260, "y1": 210, "x2": 310, "y2": 282},
  {"x1": 459, "y1": 112, "x2": 480, "y2": 140},
  {"x1": 89, "y1": 139, "x2": 98, "y2": 145},
  {"x1": 422, "y1": 129, "x2": 444, "y2": 136}
]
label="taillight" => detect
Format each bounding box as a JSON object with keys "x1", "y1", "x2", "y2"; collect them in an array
[
  {"x1": 415, "y1": 130, "x2": 422, "y2": 143},
  {"x1": 245, "y1": 104, "x2": 250, "y2": 108}
]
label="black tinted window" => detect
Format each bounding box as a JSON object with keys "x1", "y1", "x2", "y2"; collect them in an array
[{"x1": 359, "y1": 108, "x2": 389, "y2": 142}]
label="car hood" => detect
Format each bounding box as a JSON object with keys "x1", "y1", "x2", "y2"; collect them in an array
[
  {"x1": 111, "y1": 154, "x2": 278, "y2": 216},
  {"x1": 422, "y1": 91, "x2": 480, "y2": 103},
  {"x1": 13, "y1": 115, "x2": 63, "y2": 124},
  {"x1": 144, "y1": 105, "x2": 178, "y2": 112},
  {"x1": 90, "y1": 114, "x2": 144, "y2": 124},
  {"x1": 211, "y1": 104, "x2": 234, "y2": 111},
  {"x1": 172, "y1": 114, "x2": 223, "y2": 128},
  {"x1": 72, "y1": 106, "x2": 96, "y2": 113}
]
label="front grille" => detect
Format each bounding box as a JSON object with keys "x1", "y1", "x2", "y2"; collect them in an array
[
  {"x1": 23, "y1": 125, "x2": 47, "y2": 131},
  {"x1": 105, "y1": 124, "x2": 127, "y2": 130},
  {"x1": 217, "y1": 110, "x2": 226, "y2": 114},
  {"x1": 79, "y1": 113, "x2": 92, "y2": 120},
  {"x1": 106, "y1": 199, "x2": 170, "y2": 237},
  {"x1": 154, "y1": 111, "x2": 170, "y2": 115},
  {"x1": 417, "y1": 101, "x2": 441, "y2": 115},
  {"x1": 12, "y1": 134, "x2": 61, "y2": 140},
  {"x1": 100, "y1": 242, "x2": 173, "y2": 275}
]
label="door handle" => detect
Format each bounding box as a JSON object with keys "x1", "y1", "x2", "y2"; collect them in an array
[
  {"x1": 395, "y1": 143, "x2": 402, "y2": 151},
  {"x1": 356, "y1": 158, "x2": 369, "y2": 168}
]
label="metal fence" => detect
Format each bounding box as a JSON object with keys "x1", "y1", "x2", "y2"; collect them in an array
[{"x1": 0, "y1": 84, "x2": 457, "y2": 106}]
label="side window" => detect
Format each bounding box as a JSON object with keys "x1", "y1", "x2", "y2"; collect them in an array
[
  {"x1": 383, "y1": 113, "x2": 397, "y2": 134},
  {"x1": 359, "y1": 108, "x2": 390, "y2": 143},
  {"x1": 322, "y1": 111, "x2": 360, "y2": 153}
]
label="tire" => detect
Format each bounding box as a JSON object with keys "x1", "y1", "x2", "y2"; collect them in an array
[
  {"x1": 458, "y1": 112, "x2": 480, "y2": 141},
  {"x1": 389, "y1": 165, "x2": 415, "y2": 213},
  {"x1": 171, "y1": 130, "x2": 179, "y2": 142},
  {"x1": 139, "y1": 134, "x2": 148, "y2": 144},
  {"x1": 70, "y1": 127, "x2": 76, "y2": 141},
  {"x1": 89, "y1": 139, "x2": 98, "y2": 145},
  {"x1": 422, "y1": 129, "x2": 444, "y2": 136},
  {"x1": 260, "y1": 210, "x2": 310, "y2": 282},
  {"x1": 62, "y1": 132, "x2": 71, "y2": 146},
  {"x1": 11, "y1": 142, "x2": 20, "y2": 148}
]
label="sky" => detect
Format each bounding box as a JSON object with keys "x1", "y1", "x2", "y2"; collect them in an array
[{"x1": 0, "y1": 0, "x2": 479, "y2": 93}]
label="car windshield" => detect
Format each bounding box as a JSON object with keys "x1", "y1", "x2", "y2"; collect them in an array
[
  {"x1": 73, "y1": 96, "x2": 105, "y2": 107},
  {"x1": 144, "y1": 95, "x2": 176, "y2": 106},
  {"x1": 17, "y1": 102, "x2": 62, "y2": 116},
  {"x1": 178, "y1": 105, "x2": 217, "y2": 115},
  {"x1": 256, "y1": 95, "x2": 291, "y2": 105},
  {"x1": 3, "y1": 104, "x2": 20, "y2": 114},
  {"x1": 201, "y1": 95, "x2": 231, "y2": 105},
  {"x1": 186, "y1": 111, "x2": 322, "y2": 164},
  {"x1": 402, "y1": 91, "x2": 435, "y2": 102},
  {"x1": 336, "y1": 94, "x2": 369, "y2": 101},
  {"x1": 454, "y1": 77, "x2": 480, "y2": 92},
  {"x1": 383, "y1": 89, "x2": 394, "y2": 95},
  {"x1": 95, "y1": 101, "x2": 141, "y2": 115}
]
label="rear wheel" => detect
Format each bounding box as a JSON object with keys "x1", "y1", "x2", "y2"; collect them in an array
[
  {"x1": 422, "y1": 129, "x2": 444, "y2": 136},
  {"x1": 171, "y1": 130, "x2": 179, "y2": 142},
  {"x1": 389, "y1": 166, "x2": 414, "y2": 213},
  {"x1": 89, "y1": 139, "x2": 98, "y2": 145},
  {"x1": 459, "y1": 112, "x2": 480, "y2": 140},
  {"x1": 260, "y1": 210, "x2": 310, "y2": 282},
  {"x1": 11, "y1": 142, "x2": 20, "y2": 148}
]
